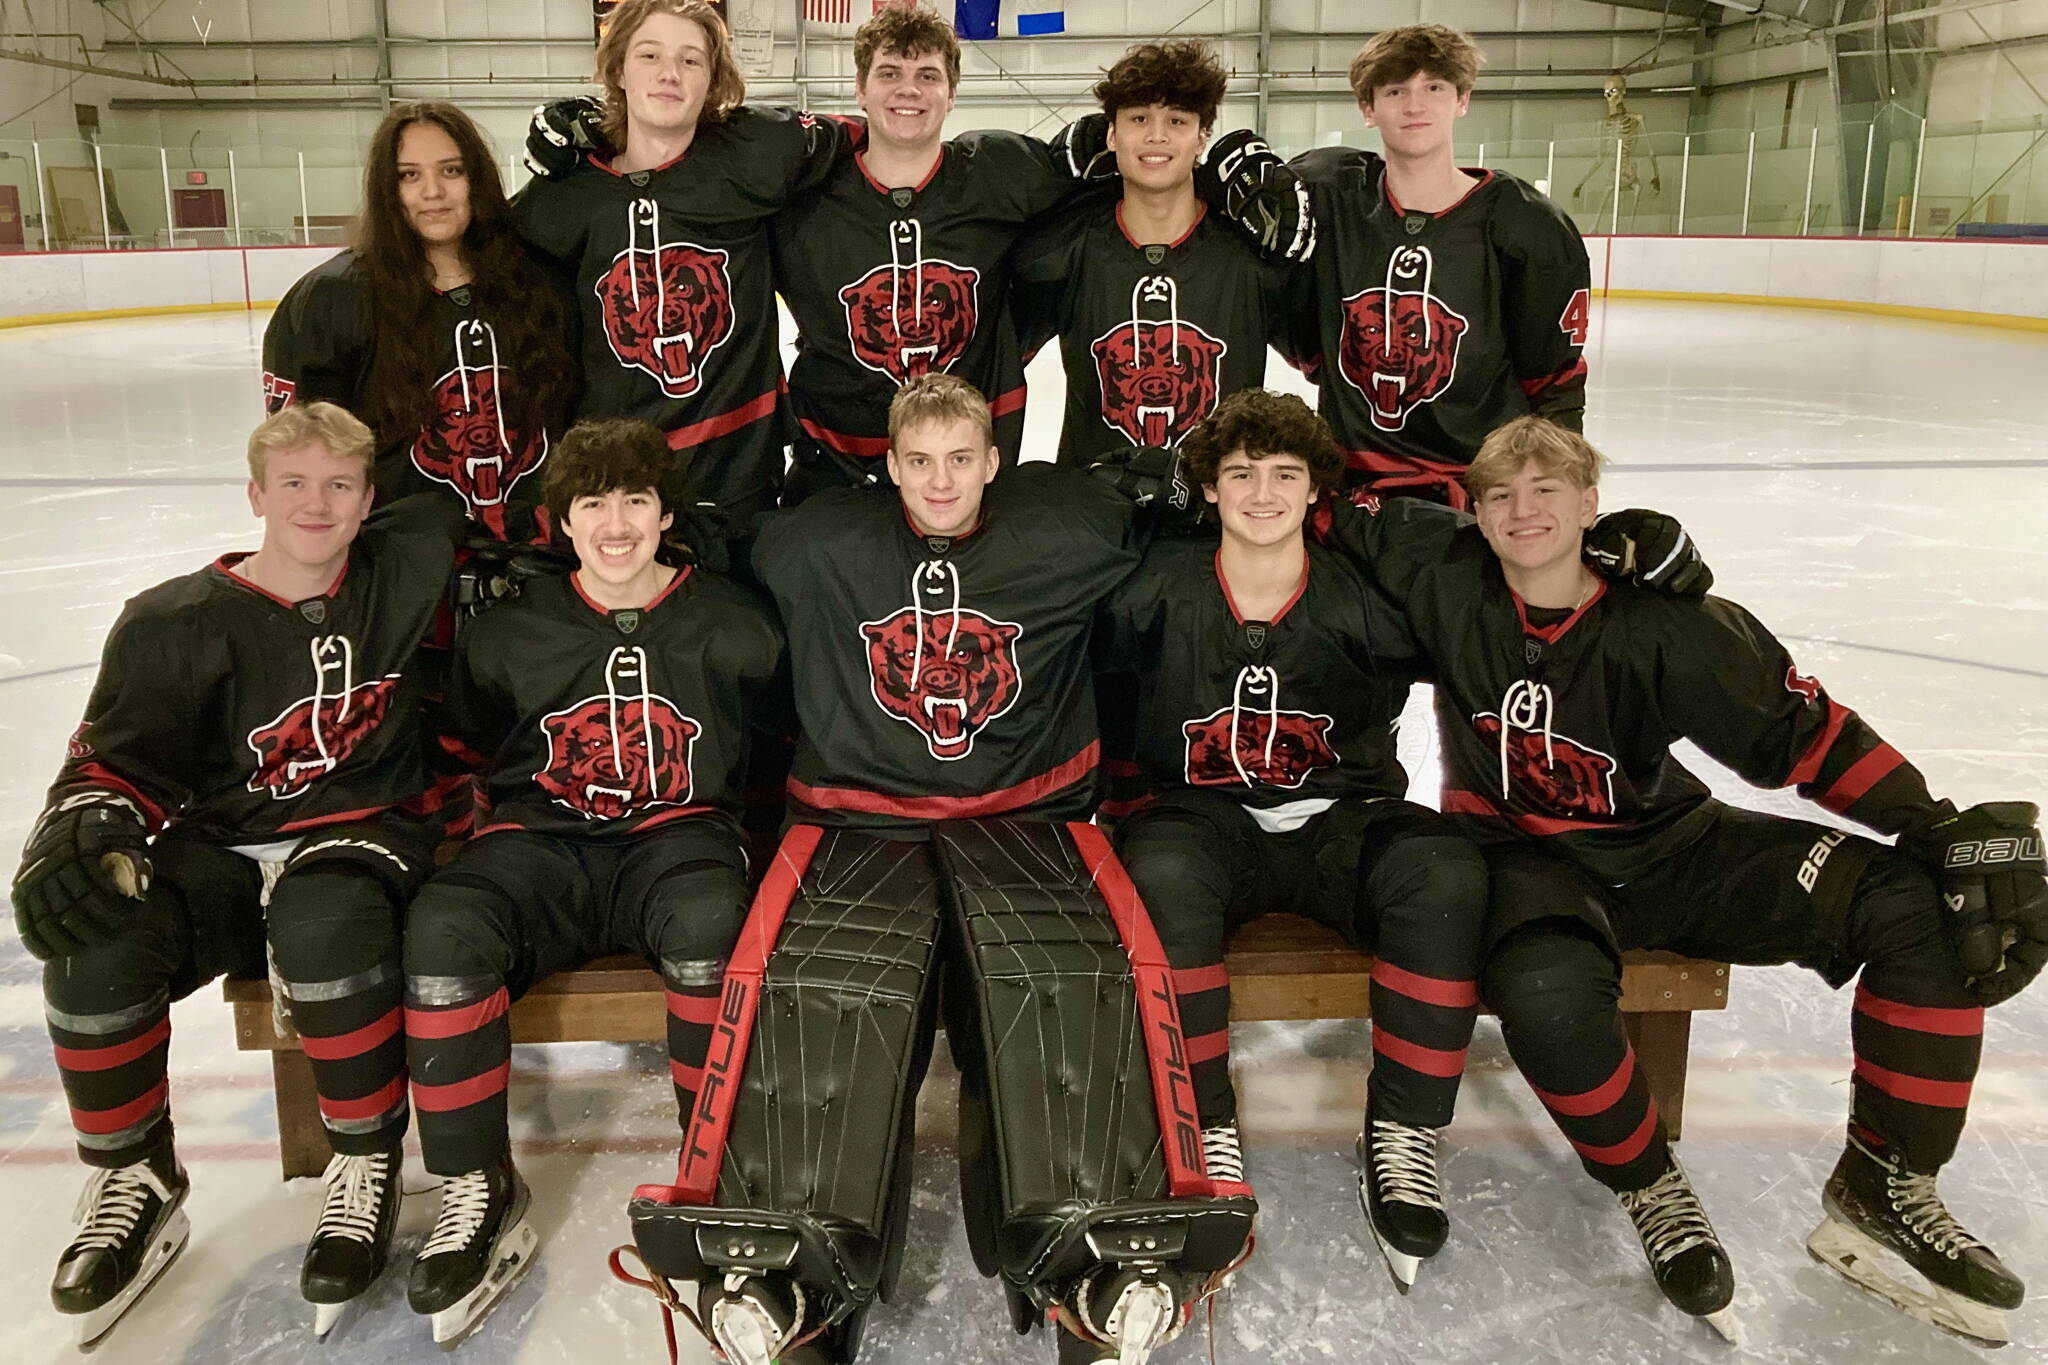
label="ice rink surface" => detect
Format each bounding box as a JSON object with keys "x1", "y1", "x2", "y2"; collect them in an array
[{"x1": 0, "y1": 296, "x2": 2044, "y2": 1364}]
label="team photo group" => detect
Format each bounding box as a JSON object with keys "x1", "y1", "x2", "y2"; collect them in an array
[{"x1": 10, "y1": 0, "x2": 2044, "y2": 1361}]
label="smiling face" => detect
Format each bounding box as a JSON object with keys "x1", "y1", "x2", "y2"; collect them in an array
[
  {"x1": 248, "y1": 442, "x2": 375, "y2": 573},
  {"x1": 394, "y1": 120, "x2": 471, "y2": 249},
  {"x1": 857, "y1": 46, "x2": 956, "y2": 153},
  {"x1": 619, "y1": 12, "x2": 714, "y2": 149},
  {"x1": 1360, "y1": 69, "x2": 1469, "y2": 161},
  {"x1": 562, "y1": 486, "x2": 674, "y2": 596},
  {"x1": 1204, "y1": 449, "x2": 1316, "y2": 551},
  {"x1": 1474, "y1": 458, "x2": 1600, "y2": 579},
  {"x1": 1107, "y1": 103, "x2": 1207, "y2": 194},
  {"x1": 887, "y1": 415, "x2": 1000, "y2": 538}
]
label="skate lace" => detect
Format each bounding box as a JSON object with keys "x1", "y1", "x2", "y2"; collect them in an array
[
  {"x1": 1369, "y1": 1120, "x2": 1445, "y2": 1211},
  {"x1": 1887, "y1": 1171, "x2": 1984, "y2": 1258},
  {"x1": 314, "y1": 1151, "x2": 392, "y2": 1245},
  {"x1": 1201, "y1": 1124, "x2": 1246, "y2": 1185},
  {"x1": 1619, "y1": 1166, "x2": 1716, "y2": 1266},
  {"x1": 70, "y1": 1164, "x2": 166, "y2": 1253},
  {"x1": 421, "y1": 1170, "x2": 494, "y2": 1258}
]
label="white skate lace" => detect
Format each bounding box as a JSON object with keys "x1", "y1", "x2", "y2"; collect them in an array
[
  {"x1": 1369, "y1": 1119, "x2": 1445, "y2": 1211},
  {"x1": 1201, "y1": 1124, "x2": 1246, "y2": 1184},
  {"x1": 421, "y1": 1170, "x2": 495, "y2": 1258},
  {"x1": 70, "y1": 1163, "x2": 170, "y2": 1252},
  {"x1": 1619, "y1": 1165, "x2": 1717, "y2": 1265},
  {"x1": 313, "y1": 1151, "x2": 392, "y2": 1245},
  {"x1": 1887, "y1": 1170, "x2": 1984, "y2": 1258}
]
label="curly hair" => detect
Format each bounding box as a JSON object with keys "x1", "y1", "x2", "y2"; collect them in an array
[
  {"x1": 1349, "y1": 25, "x2": 1485, "y2": 105},
  {"x1": 543, "y1": 419, "x2": 680, "y2": 523},
  {"x1": 1179, "y1": 389, "x2": 1344, "y2": 494},
  {"x1": 1094, "y1": 40, "x2": 1228, "y2": 130},
  {"x1": 855, "y1": 7, "x2": 960, "y2": 89},
  {"x1": 597, "y1": 0, "x2": 746, "y2": 147}
]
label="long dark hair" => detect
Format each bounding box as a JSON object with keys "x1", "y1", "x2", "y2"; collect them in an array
[{"x1": 352, "y1": 101, "x2": 575, "y2": 449}]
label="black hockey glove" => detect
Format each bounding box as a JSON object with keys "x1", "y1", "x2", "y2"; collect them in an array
[
  {"x1": 1088, "y1": 445, "x2": 1206, "y2": 535},
  {"x1": 1196, "y1": 128, "x2": 1317, "y2": 264},
  {"x1": 1583, "y1": 509, "x2": 1713, "y2": 595},
  {"x1": 524, "y1": 96, "x2": 609, "y2": 179},
  {"x1": 669, "y1": 501, "x2": 735, "y2": 575},
  {"x1": 1048, "y1": 113, "x2": 1116, "y2": 181},
  {"x1": 1904, "y1": 801, "x2": 2048, "y2": 1005},
  {"x1": 11, "y1": 793, "x2": 152, "y2": 961},
  {"x1": 454, "y1": 537, "x2": 575, "y2": 618}
]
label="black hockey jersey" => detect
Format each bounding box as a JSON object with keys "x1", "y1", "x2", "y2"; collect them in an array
[
  {"x1": 46, "y1": 496, "x2": 465, "y2": 845},
  {"x1": 261, "y1": 250, "x2": 566, "y2": 541},
  {"x1": 514, "y1": 105, "x2": 862, "y2": 512},
  {"x1": 1011, "y1": 190, "x2": 1295, "y2": 468},
  {"x1": 1287, "y1": 151, "x2": 1590, "y2": 504},
  {"x1": 438, "y1": 565, "x2": 783, "y2": 839},
  {"x1": 772, "y1": 131, "x2": 1079, "y2": 466},
  {"x1": 1322, "y1": 499, "x2": 1944, "y2": 882},
  {"x1": 753, "y1": 463, "x2": 1140, "y2": 829},
  {"x1": 1097, "y1": 537, "x2": 1418, "y2": 816}
]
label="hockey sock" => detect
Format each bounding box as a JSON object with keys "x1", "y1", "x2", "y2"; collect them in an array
[
  {"x1": 1361, "y1": 829, "x2": 1487, "y2": 1126},
  {"x1": 1169, "y1": 960, "x2": 1235, "y2": 1126},
  {"x1": 661, "y1": 957, "x2": 723, "y2": 1129},
  {"x1": 1367, "y1": 960, "x2": 1479, "y2": 1126},
  {"x1": 1849, "y1": 980, "x2": 1981, "y2": 1170},
  {"x1": 405, "y1": 976, "x2": 513, "y2": 1177},
  {"x1": 46, "y1": 984, "x2": 175, "y2": 1169}
]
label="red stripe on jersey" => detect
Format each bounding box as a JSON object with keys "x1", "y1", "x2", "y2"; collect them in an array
[
  {"x1": 988, "y1": 384, "x2": 1027, "y2": 418},
  {"x1": 65, "y1": 769, "x2": 168, "y2": 831},
  {"x1": 1442, "y1": 788, "x2": 1624, "y2": 834},
  {"x1": 1853, "y1": 1058, "x2": 1973, "y2": 1109},
  {"x1": 1820, "y1": 743, "x2": 1905, "y2": 814},
  {"x1": 1567, "y1": 1107, "x2": 1660, "y2": 1166},
  {"x1": 471, "y1": 803, "x2": 716, "y2": 839},
  {"x1": 318, "y1": 1074, "x2": 406, "y2": 1123},
  {"x1": 1340, "y1": 448, "x2": 1471, "y2": 511},
  {"x1": 1854, "y1": 985, "x2": 1984, "y2": 1038},
  {"x1": 799, "y1": 418, "x2": 891, "y2": 459},
  {"x1": 72, "y1": 1080, "x2": 168, "y2": 1135},
  {"x1": 52, "y1": 1018, "x2": 171, "y2": 1073},
  {"x1": 1519, "y1": 357, "x2": 1588, "y2": 399},
  {"x1": 1370, "y1": 959, "x2": 1481, "y2": 1009},
  {"x1": 412, "y1": 1062, "x2": 511, "y2": 1112},
  {"x1": 1173, "y1": 964, "x2": 1231, "y2": 996},
  {"x1": 278, "y1": 802, "x2": 407, "y2": 835},
  {"x1": 1371, "y1": 1027, "x2": 1469, "y2": 1078},
  {"x1": 789, "y1": 742, "x2": 1099, "y2": 821},
  {"x1": 1785, "y1": 697, "x2": 1852, "y2": 787},
  {"x1": 1532, "y1": 1049, "x2": 1637, "y2": 1117},
  {"x1": 404, "y1": 988, "x2": 509, "y2": 1041},
  {"x1": 664, "y1": 387, "x2": 780, "y2": 452},
  {"x1": 299, "y1": 1006, "x2": 401, "y2": 1061},
  {"x1": 666, "y1": 990, "x2": 722, "y2": 1026}
]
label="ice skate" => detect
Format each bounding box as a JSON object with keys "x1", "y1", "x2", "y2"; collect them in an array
[
  {"x1": 1201, "y1": 1122, "x2": 1246, "y2": 1185},
  {"x1": 1070, "y1": 1265, "x2": 1182, "y2": 1365},
  {"x1": 701, "y1": 1272, "x2": 806, "y2": 1365},
  {"x1": 407, "y1": 1159, "x2": 538, "y2": 1345},
  {"x1": 1356, "y1": 1115, "x2": 1448, "y2": 1293},
  {"x1": 302, "y1": 1145, "x2": 403, "y2": 1337},
  {"x1": 1806, "y1": 1127, "x2": 2024, "y2": 1347},
  {"x1": 1616, "y1": 1157, "x2": 1739, "y2": 1343},
  {"x1": 51, "y1": 1144, "x2": 191, "y2": 1347}
]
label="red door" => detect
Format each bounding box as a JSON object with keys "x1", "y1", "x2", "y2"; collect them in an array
[
  {"x1": 173, "y1": 188, "x2": 227, "y2": 229},
  {"x1": 0, "y1": 186, "x2": 23, "y2": 252}
]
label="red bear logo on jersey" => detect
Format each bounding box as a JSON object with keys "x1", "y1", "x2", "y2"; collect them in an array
[
  {"x1": 1472, "y1": 713, "x2": 1618, "y2": 818},
  {"x1": 1338, "y1": 247, "x2": 1469, "y2": 431},
  {"x1": 536, "y1": 695, "x2": 700, "y2": 821},
  {"x1": 595, "y1": 210, "x2": 734, "y2": 399},
  {"x1": 411, "y1": 361, "x2": 548, "y2": 533},
  {"x1": 245, "y1": 646, "x2": 402, "y2": 801},
  {"x1": 840, "y1": 257, "x2": 980, "y2": 384},
  {"x1": 862, "y1": 606, "x2": 1023, "y2": 761},
  {"x1": 1092, "y1": 318, "x2": 1228, "y2": 449},
  {"x1": 1183, "y1": 707, "x2": 1339, "y2": 789}
]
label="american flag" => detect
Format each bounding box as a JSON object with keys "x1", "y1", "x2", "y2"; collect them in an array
[{"x1": 804, "y1": 0, "x2": 851, "y2": 20}]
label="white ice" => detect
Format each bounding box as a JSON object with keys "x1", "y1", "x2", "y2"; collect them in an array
[{"x1": 0, "y1": 299, "x2": 2043, "y2": 1364}]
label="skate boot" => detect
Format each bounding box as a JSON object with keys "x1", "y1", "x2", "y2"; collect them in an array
[
  {"x1": 302, "y1": 1145, "x2": 403, "y2": 1337},
  {"x1": 1807, "y1": 1125, "x2": 2024, "y2": 1347},
  {"x1": 1616, "y1": 1157, "x2": 1739, "y2": 1343},
  {"x1": 700, "y1": 1272, "x2": 807, "y2": 1365},
  {"x1": 1356, "y1": 1114, "x2": 1448, "y2": 1293},
  {"x1": 51, "y1": 1143, "x2": 191, "y2": 1346},
  {"x1": 1064, "y1": 1264, "x2": 1185, "y2": 1365},
  {"x1": 407, "y1": 1157, "x2": 538, "y2": 1345},
  {"x1": 1201, "y1": 1122, "x2": 1246, "y2": 1186}
]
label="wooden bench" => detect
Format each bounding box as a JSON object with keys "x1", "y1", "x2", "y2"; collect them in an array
[{"x1": 224, "y1": 915, "x2": 1730, "y2": 1179}]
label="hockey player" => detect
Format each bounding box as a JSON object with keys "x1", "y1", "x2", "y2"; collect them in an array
[
  {"x1": 400, "y1": 418, "x2": 783, "y2": 1343},
  {"x1": 1324, "y1": 416, "x2": 2046, "y2": 1344},
  {"x1": 263, "y1": 101, "x2": 576, "y2": 541},
  {"x1": 512, "y1": 0, "x2": 863, "y2": 519},
  {"x1": 1098, "y1": 389, "x2": 1489, "y2": 1292},
  {"x1": 1013, "y1": 40, "x2": 1297, "y2": 474},
  {"x1": 1287, "y1": 26, "x2": 1591, "y2": 505},
  {"x1": 10, "y1": 403, "x2": 464, "y2": 1342}
]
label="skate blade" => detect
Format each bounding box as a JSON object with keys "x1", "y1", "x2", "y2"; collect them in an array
[
  {"x1": 429, "y1": 1220, "x2": 540, "y2": 1347},
  {"x1": 1807, "y1": 1215, "x2": 2011, "y2": 1347},
  {"x1": 312, "y1": 1300, "x2": 349, "y2": 1338},
  {"x1": 1356, "y1": 1175, "x2": 1421, "y2": 1295},
  {"x1": 72, "y1": 1207, "x2": 191, "y2": 1348},
  {"x1": 1702, "y1": 1306, "x2": 1745, "y2": 1346}
]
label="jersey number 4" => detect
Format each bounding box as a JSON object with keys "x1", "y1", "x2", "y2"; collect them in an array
[{"x1": 1558, "y1": 289, "x2": 1591, "y2": 347}]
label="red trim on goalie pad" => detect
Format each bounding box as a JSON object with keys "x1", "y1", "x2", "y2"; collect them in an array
[
  {"x1": 1371, "y1": 1027, "x2": 1468, "y2": 1079},
  {"x1": 1854, "y1": 985, "x2": 1984, "y2": 1037},
  {"x1": 1370, "y1": 959, "x2": 1481, "y2": 1009},
  {"x1": 52, "y1": 1017, "x2": 170, "y2": 1072},
  {"x1": 1531, "y1": 1048, "x2": 1637, "y2": 1118},
  {"x1": 1069, "y1": 821, "x2": 1246, "y2": 1200},
  {"x1": 659, "y1": 824, "x2": 824, "y2": 1206},
  {"x1": 1853, "y1": 1058, "x2": 1974, "y2": 1109},
  {"x1": 1567, "y1": 1108, "x2": 1660, "y2": 1166}
]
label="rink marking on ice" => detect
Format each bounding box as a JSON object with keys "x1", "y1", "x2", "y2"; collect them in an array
[
  {"x1": 0, "y1": 477, "x2": 246, "y2": 487},
  {"x1": 1776, "y1": 635, "x2": 2048, "y2": 681},
  {"x1": 1608, "y1": 459, "x2": 2048, "y2": 472}
]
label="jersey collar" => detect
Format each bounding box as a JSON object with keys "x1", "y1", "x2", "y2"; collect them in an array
[
  {"x1": 1115, "y1": 199, "x2": 1207, "y2": 251},
  {"x1": 570, "y1": 562, "x2": 692, "y2": 617},
  {"x1": 214, "y1": 553, "x2": 351, "y2": 610},
  {"x1": 1509, "y1": 578, "x2": 1606, "y2": 643},
  {"x1": 1214, "y1": 547, "x2": 1309, "y2": 626},
  {"x1": 1383, "y1": 169, "x2": 1494, "y2": 220}
]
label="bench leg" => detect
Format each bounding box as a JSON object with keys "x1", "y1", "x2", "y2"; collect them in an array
[
  {"x1": 1623, "y1": 1011, "x2": 1691, "y2": 1143},
  {"x1": 271, "y1": 1049, "x2": 333, "y2": 1180}
]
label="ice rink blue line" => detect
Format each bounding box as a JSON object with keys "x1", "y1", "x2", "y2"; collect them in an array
[
  {"x1": 1779, "y1": 636, "x2": 2048, "y2": 680},
  {"x1": 1609, "y1": 459, "x2": 2048, "y2": 472}
]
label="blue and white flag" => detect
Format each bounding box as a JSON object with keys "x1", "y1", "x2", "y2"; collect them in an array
[
  {"x1": 1014, "y1": 0, "x2": 1065, "y2": 36},
  {"x1": 954, "y1": 0, "x2": 998, "y2": 39}
]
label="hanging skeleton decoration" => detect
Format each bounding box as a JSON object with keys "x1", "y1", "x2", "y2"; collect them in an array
[{"x1": 1573, "y1": 74, "x2": 1662, "y2": 228}]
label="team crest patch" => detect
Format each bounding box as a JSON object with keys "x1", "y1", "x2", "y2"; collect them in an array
[
  {"x1": 299, "y1": 599, "x2": 327, "y2": 625},
  {"x1": 861, "y1": 600, "x2": 1023, "y2": 761},
  {"x1": 1525, "y1": 638, "x2": 1542, "y2": 666},
  {"x1": 1184, "y1": 703, "x2": 1338, "y2": 789},
  {"x1": 892, "y1": 188, "x2": 914, "y2": 209},
  {"x1": 1145, "y1": 244, "x2": 1166, "y2": 265},
  {"x1": 595, "y1": 200, "x2": 736, "y2": 399},
  {"x1": 613, "y1": 610, "x2": 641, "y2": 635},
  {"x1": 838, "y1": 225, "x2": 980, "y2": 385},
  {"x1": 535, "y1": 646, "x2": 699, "y2": 820},
  {"x1": 245, "y1": 638, "x2": 401, "y2": 800},
  {"x1": 1473, "y1": 710, "x2": 1618, "y2": 818},
  {"x1": 1090, "y1": 276, "x2": 1227, "y2": 448},
  {"x1": 447, "y1": 286, "x2": 472, "y2": 307},
  {"x1": 1403, "y1": 213, "x2": 1427, "y2": 236},
  {"x1": 1245, "y1": 624, "x2": 1267, "y2": 650},
  {"x1": 411, "y1": 327, "x2": 548, "y2": 537},
  {"x1": 1338, "y1": 245, "x2": 1469, "y2": 432}
]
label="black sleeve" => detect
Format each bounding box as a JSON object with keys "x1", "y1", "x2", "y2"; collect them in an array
[
  {"x1": 433, "y1": 621, "x2": 513, "y2": 778},
  {"x1": 1314, "y1": 494, "x2": 1470, "y2": 613},
  {"x1": 1492, "y1": 180, "x2": 1592, "y2": 431},
  {"x1": 739, "y1": 105, "x2": 866, "y2": 208},
  {"x1": 49, "y1": 609, "x2": 200, "y2": 829},
  {"x1": 1008, "y1": 201, "x2": 1096, "y2": 362},
  {"x1": 262, "y1": 254, "x2": 373, "y2": 414},
  {"x1": 1653, "y1": 596, "x2": 1945, "y2": 836},
  {"x1": 957, "y1": 128, "x2": 1092, "y2": 221},
  {"x1": 512, "y1": 174, "x2": 588, "y2": 272}
]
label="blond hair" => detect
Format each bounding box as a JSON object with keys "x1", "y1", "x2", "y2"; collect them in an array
[
  {"x1": 1349, "y1": 25, "x2": 1484, "y2": 105},
  {"x1": 247, "y1": 402, "x2": 375, "y2": 482},
  {"x1": 596, "y1": 0, "x2": 746, "y2": 148},
  {"x1": 888, "y1": 373, "x2": 994, "y2": 448},
  {"x1": 1465, "y1": 417, "x2": 1603, "y2": 498}
]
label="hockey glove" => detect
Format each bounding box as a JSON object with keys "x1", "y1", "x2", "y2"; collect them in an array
[
  {"x1": 1088, "y1": 445, "x2": 1205, "y2": 535},
  {"x1": 454, "y1": 537, "x2": 575, "y2": 618},
  {"x1": 1583, "y1": 509, "x2": 1713, "y2": 595},
  {"x1": 524, "y1": 96, "x2": 609, "y2": 179},
  {"x1": 1905, "y1": 801, "x2": 2048, "y2": 1005},
  {"x1": 1048, "y1": 113, "x2": 1116, "y2": 181},
  {"x1": 1196, "y1": 129, "x2": 1317, "y2": 264},
  {"x1": 12, "y1": 793, "x2": 152, "y2": 961}
]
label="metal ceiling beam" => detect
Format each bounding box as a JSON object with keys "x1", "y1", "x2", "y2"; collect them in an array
[{"x1": 0, "y1": 44, "x2": 188, "y2": 84}]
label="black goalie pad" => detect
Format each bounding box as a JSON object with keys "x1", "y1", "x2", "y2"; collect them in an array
[
  {"x1": 630, "y1": 826, "x2": 946, "y2": 1356},
  {"x1": 933, "y1": 819, "x2": 1256, "y2": 1328}
]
